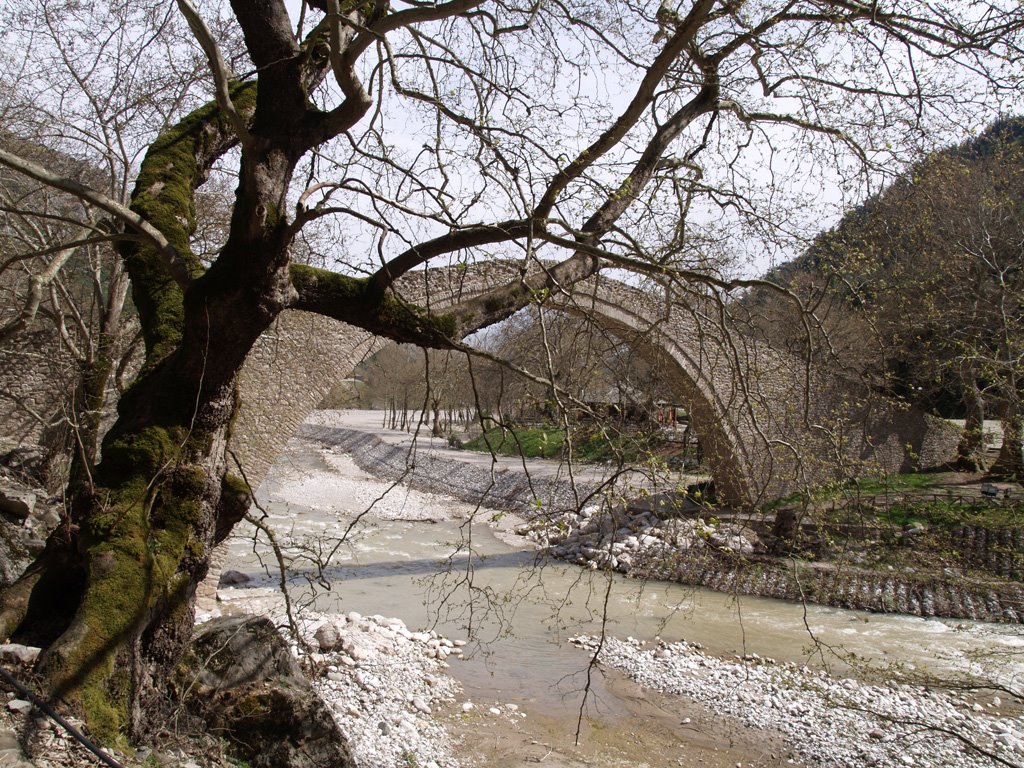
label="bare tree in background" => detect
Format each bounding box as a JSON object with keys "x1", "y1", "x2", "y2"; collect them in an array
[{"x1": 0, "y1": 2, "x2": 226, "y2": 487}]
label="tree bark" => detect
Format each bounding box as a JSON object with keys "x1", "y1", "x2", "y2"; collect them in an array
[
  {"x1": 954, "y1": 375, "x2": 987, "y2": 472},
  {"x1": 0, "y1": 375, "x2": 250, "y2": 742},
  {"x1": 432, "y1": 400, "x2": 443, "y2": 437},
  {"x1": 0, "y1": 51, "x2": 293, "y2": 743},
  {"x1": 990, "y1": 400, "x2": 1024, "y2": 481}
]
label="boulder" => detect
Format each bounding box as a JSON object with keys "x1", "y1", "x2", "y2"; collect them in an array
[
  {"x1": 0, "y1": 476, "x2": 63, "y2": 587},
  {"x1": 0, "y1": 489, "x2": 34, "y2": 521},
  {"x1": 0, "y1": 518, "x2": 31, "y2": 588},
  {"x1": 217, "y1": 569, "x2": 252, "y2": 586},
  {"x1": 0, "y1": 447, "x2": 48, "y2": 486},
  {"x1": 0, "y1": 644, "x2": 41, "y2": 666},
  {"x1": 6, "y1": 700, "x2": 31, "y2": 714},
  {"x1": 183, "y1": 616, "x2": 355, "y2": 768},
  {"x1": 313, "y1": 622, "x2": 340, "y2": 651}
]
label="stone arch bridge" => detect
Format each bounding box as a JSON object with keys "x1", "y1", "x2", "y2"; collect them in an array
[{"x1": 230, "y1": 261, "x2": 957, "y2": 507}]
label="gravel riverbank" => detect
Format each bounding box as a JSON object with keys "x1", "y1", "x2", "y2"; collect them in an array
[
  {"x1": 226, "y1": 608, "x2": 466, "y2": 768},
  {"x1": 572, "y1": 633, "x2": 1024, "y2": 768}
]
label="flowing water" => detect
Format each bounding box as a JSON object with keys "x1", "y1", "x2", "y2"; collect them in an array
[{"x1": 222, "y1": 432, "x2": 1024, "y2": 719}]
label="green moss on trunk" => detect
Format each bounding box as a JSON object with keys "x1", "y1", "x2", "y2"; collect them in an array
[
  {"x1": 123, "y1": 82, "x2": 258, "y2": 368},
  {"x1": 49, "y1": 418, "x2": 222, "y2": 743},
  {"x1": 289, "y1": 264, "x2": 459, "y2": 344}
]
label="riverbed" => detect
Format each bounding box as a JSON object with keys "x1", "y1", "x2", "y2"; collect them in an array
[{"x1": 220, "y1": 411, "x2": 1024, "y2": 768}]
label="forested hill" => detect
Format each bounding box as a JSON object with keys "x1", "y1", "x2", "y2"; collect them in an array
[
  {"x1": 749, "y1": 116, "x2": 1024, "y2": 420},
  {"x1": 762, "y1": 116, "x2": 1024, "y2": 291}
]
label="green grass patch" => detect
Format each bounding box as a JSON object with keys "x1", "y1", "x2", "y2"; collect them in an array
[
  {"x1": 463, "y1": 425, "x2": 564, "y2": 459},
  {"x1": 849, "y1": 473, "x2": 944, "y2": 495},
  {"x1": 459, "y1": 423, "x2": 684, "y2": 464},
  {"x1": 764, "y1": 472, "x2": 946, "y2": 511},
  {"x1": 880, "y1": 499, "x2": 1024, "y2": 530},
  {"x1": 572, "y1": 428, "x2": 668, "y2": 463}
]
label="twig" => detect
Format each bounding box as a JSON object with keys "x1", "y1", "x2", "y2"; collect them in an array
[{"x1": 0, "y1": 666, "x2": 125, "y2": 768}]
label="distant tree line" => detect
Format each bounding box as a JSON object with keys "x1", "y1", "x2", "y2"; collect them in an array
[{"x1": 343, "y1": 308, "x2": 677, "y2": 438}]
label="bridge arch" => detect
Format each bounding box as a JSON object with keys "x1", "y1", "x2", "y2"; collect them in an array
[{"x1": 228, "y1": 263, "x2": 958, "y2": 506}]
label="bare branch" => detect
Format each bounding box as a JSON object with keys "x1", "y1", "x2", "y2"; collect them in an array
[
  {"x1": 175, "y1": 0, "x2": 253, "y2": 146},
  {"x1": 0, "y1": 226, "x2": 90, "y2": 345},
  {"x1": 0, "y1": 148, "x2": 191, "y2": 288}
]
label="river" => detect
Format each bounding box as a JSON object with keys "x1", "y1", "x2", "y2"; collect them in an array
[{"x1": 221, "y1": 416, "x2": 1024, "y2": 724}]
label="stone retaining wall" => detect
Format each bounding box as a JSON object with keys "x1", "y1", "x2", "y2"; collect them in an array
[
  {"x1": 952, "y1": 526, "x2": 1024, "y2": 580},
  {"x1": 640, "y1": 551, "x2": 1024, "y2": 624},
  {"x1": 297, "y1": 424, "x2": 597, "y2": 516}
]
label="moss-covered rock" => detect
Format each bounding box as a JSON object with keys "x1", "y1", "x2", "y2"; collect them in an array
[{"x1": 181, "y1": 616, "x2": 355, "y2": 768}]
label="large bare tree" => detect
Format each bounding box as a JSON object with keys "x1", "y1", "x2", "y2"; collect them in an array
[{"x1": 0, "y1": 0, "x2": 1021, "y2": 746}]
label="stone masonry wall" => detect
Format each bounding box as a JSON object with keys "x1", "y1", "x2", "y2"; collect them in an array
[
  {"x1": 0, "y1": 328, "x2": 72, "y2": 453},
  {"x1": 228, "y1": 310, "x2": 381, "y2": 488}
]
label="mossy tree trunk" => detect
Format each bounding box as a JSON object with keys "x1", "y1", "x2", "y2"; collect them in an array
[
  {"x1": 0, "y1": 92, "x2": 291, "y2": 740},
  {"x1": 0, "y1": 11, "x2": 345, "y2": 741},
  {"x1": 15, "y1": 406, "x2": 247, "y2": 742}
]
